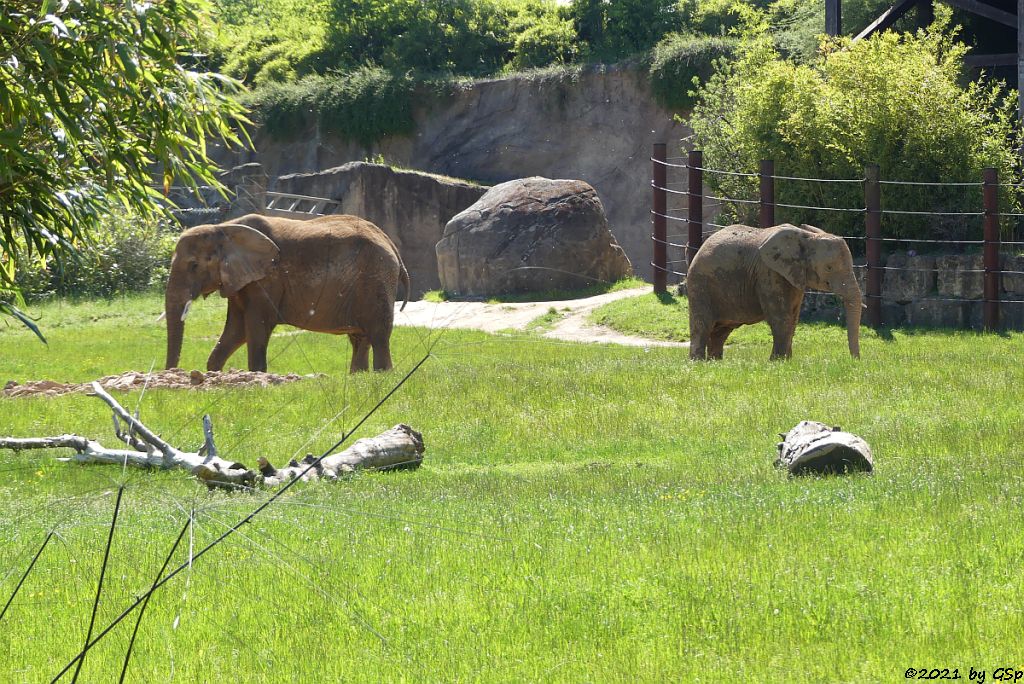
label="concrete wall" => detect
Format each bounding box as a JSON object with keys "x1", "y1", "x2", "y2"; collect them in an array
[
  {"x1": 802, "y1": 252, "x2": 1024, "y2": 330},
  {"x1": 215, "y1": 65, "x2": 688, "y2": 279}
]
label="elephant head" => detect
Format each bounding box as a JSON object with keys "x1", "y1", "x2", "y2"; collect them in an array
[
  {"x1": 164, "y1": 223, "x2": 280, "y2": 369},
  {"x1": 759, "y1": 224, "x2": 862, "y2": 357}
]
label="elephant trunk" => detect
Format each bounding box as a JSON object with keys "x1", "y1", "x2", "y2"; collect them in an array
[
  {"x1": 164, "y1": 274, "x2": 191, "y2": 369},
  {"x1": 838, "y1": 282, "x2": 862, "y2": 358}
]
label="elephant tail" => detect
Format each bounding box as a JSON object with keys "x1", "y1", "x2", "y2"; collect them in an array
[{"x1": 399, "y1": 260, "x2": 410, "y2": 312}]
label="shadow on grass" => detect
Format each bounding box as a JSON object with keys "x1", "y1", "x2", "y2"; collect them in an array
[
  {"x1": 874, "y1": 326, "x2": 895, "y2": 342},
  {"x1": 654, "y1": 291, "x2": 676, "y2": 305}
]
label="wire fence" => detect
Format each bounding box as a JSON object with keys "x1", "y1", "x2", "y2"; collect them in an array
[{"x1": 651, "y1": 145, "x2": 1024, "y2": 330}]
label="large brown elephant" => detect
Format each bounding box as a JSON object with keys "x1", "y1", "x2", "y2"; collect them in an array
[
  {"x1": 686, "y1": 223, "x2": 862, "y2": 360},
  {"x1": 164, "y1": 213, "x2": 410, "y2": 373}
]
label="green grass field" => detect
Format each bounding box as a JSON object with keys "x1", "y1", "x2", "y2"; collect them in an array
[{"x1": 1, "y1": 292, "x2": 1022, "y2": 681}]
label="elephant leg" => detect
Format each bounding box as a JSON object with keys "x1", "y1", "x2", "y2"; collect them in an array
[
  {"x1": 349, "y1": 334, "x2": 370, "y2": 373},
  {"x1": 244, "y1": 308, "x2": 275, "y2": 372},
  {"x1": 689, "y1": 328, "x2": 708, "y2": 360},
  {"x1": 767, "y1": 308, "x2": 799, "y2": 360},
  {"x1": 707, "y1": 324, "x2": 737, "y2": 360},
  {"x1": 688, "y1": 301, "x2": 711, "y2": 361},
  {"x1": 207, "y1": 299, "x2": 247, "y2": 371},
  {"x1": 370, "y1": 335, "x2": 393, "y2": 371},
  {"x1": 759, "y1": 284, "x2": 802, "y2": 360}
]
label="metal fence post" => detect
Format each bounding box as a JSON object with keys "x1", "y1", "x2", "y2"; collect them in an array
[
  {"x1": 687, "y1": 150, "x2": 704, "y2": 268},
  {"x1": 864, "y1": 164, "x2": 882, "y2": 327},
  {"x1": 983, "y1": 167, "x2": 1001, "y2": 331},
  {"x1": 759, "y1": 159, "x2": 775, "y2": 228},
  {"x1": 652, "y1": 143, "x2": 667, "y2": 294}
]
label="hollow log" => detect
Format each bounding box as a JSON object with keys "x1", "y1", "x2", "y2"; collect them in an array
[
  {"x1": 775, "y1": 421, "x2": 873, "y2": 475},
  {"x1": 0, "y1": 382, "x2": 424, "y2": 490}
]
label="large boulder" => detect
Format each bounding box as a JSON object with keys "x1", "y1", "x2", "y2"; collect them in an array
[{"x1": 436, "y1": 177, "x2": 632, "y2": 296}]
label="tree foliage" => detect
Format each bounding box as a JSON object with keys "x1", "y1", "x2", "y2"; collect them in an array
[
  {"x1": 0, "y1": 0, "x2": 248, "y2": 321},
  {"x1": 648, "y1": 33, "x2": 738, "y2": 111},
  {"x1": 247, "y1": 67, "x2": 421, "y2": 145},
  {"x1": 16, "y1": 212, "x2": 178, "y2": 302},
  {"x1": 323, "y1": 0, "x2": 511, "y2": 76},
  {"x1": 689, "y1": 14, "x2": 1023, "y2": 243},
  {"x1": 570, "y1": 0, "x2": 685, "y2": 61}
]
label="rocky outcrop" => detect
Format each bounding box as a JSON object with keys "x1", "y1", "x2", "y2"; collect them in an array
[
  {"x1": 436, "y1": 177, "x2": 632, "y2": 296},
  {"x1": 219, "y1": 66, "x2": 686, "y2": 279},
  {"x1": 273, "y1": 163, "x2": 487, "y2": 295}
]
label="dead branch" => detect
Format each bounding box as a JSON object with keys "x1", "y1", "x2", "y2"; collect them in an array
[{"x1": 0, "y1": 382, "x2": 424, "y2": 490}]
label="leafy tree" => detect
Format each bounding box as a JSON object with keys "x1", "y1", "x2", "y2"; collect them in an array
[
  {"x1": 0, "y1": 0, "x2": 248, "y2": 335},
  {"x1": 689, "y1": 12, "x2": 1022, "y2": 244},
  {"x1": 570, "y1": 0, "x2": 685, "y2": 61},
  {"x1": 648, "y1": 33, "x2": 738, "y2": 111},
  {"x1": 323, "y1": 0, "x2": 515, "y2": 76},
  {"x1": 210, "y1": 0, "x2": 331, "y2": 84}
]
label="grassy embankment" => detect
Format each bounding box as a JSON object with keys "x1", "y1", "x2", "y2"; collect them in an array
[{"x1": 0, "y1": 291, "x2": 1021, "y2": 681}]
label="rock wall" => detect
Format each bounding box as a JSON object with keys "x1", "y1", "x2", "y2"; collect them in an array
[
  {"x1": 220, "y1": 66, "x2": 687, "y2": 279},
  {"x1": 274, "y1": 163, "x2": 487, "y2": 296}
]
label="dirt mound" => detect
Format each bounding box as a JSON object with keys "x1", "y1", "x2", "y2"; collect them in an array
[{"x1": 3, "y1": 369, "x2": 322, "y2": 398}]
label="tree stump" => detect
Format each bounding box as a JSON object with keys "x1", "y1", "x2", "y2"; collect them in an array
[{"x1": 775, "y1": 421, "x2": 873, "y2": 475}]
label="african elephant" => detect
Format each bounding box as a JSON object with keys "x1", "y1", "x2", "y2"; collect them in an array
[
  {"x1": 686, "y1": 223, "x2": 862, "y2": 360},
  {"x1": 164, "y1": 213, "x2": 410, "y2": 373}
]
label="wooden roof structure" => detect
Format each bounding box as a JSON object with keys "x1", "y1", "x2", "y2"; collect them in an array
[{"x1": 826, "y1": 0, "x2": 1022, "y2": 115}]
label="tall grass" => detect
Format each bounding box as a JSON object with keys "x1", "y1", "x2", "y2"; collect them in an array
[{"x1": 0, "y1": 293, "x2": 1022, "y2": 680}]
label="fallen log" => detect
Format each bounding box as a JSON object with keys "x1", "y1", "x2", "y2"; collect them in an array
[
  {"x1": 193, "y1": 424, "x2": 424, "y2": 488},
  {"x1": 0, "y1": 382, "x2": 424, "y2": 490},
  {"x1": 775, "y1": 421, "x2": 873, "y2": 475}
]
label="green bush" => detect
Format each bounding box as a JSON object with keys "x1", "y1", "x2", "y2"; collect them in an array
[
  {"x1": 510, "y1": 13, "x2": 579, "y2": 71},
  {"x1": 570, "y1": 0, "x2": 685, "y2": 62},
  {"x1": 247, "y1": 67, "x2": 423, "y2": 145},
  {"x1": 15, "y1": 214, "x2": 178, "y2": 302},
  {"x1": 689, "y1": 16, "x2": 1022, "y2": 245},
  {"x1": 322, "y1": 0, "x2": 516, "y2": 76},
  {"x1": 210, "y1": 0, "x2": 330, "y2": 84},
  {"x1": 649, "y1": 33, "x2": 738, "y2": 110}
]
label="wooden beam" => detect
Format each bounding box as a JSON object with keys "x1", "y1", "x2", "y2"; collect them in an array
[
  {"x1": 853, "y1": 0, "x2": 918, "y2": 41},
  {"x1": 918, "y1": 0, "x2": 934, "y2": 27},
  {"x1": 942, "y1": 0, "x2": 1016, "y2": 28},
  {"x1": 826, "y1": 0, "x2": 842, "y2": 36},
  {"x1": 1019, "y1": 0, "x2": 1023, "y2": 129},
  {"x1": 964, "y1": 53, "x2": 1018, "y2": 68}
]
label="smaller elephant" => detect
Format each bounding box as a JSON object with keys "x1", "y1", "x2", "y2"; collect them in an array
[
  {"x1": 686, "y1": 223, "x2": 862, "y2": 360},
  {"x1": 164, "y1": 213, "x2": 410, "y2": 373}
]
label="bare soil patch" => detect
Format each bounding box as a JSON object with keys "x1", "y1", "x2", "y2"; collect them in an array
[{"x1": 3, "y1": 369, "x2": 320, "y2": 399}]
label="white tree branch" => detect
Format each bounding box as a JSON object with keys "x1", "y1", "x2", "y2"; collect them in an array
[{"x1": 0, "y1": 388, "x2": 424, "y2": 490}]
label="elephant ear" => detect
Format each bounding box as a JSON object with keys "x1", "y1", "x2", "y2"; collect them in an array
[
  {"x1": 759, "y1": 226, "x2": 809, "y2": 290},
  {"x1": 217, "y1": 224, "x2": 280, "y2": 297}
]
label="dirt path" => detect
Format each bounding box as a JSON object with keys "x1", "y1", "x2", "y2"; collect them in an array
[{"x1": 395, "y1": 287, "x2": 687, "y2": 348}]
